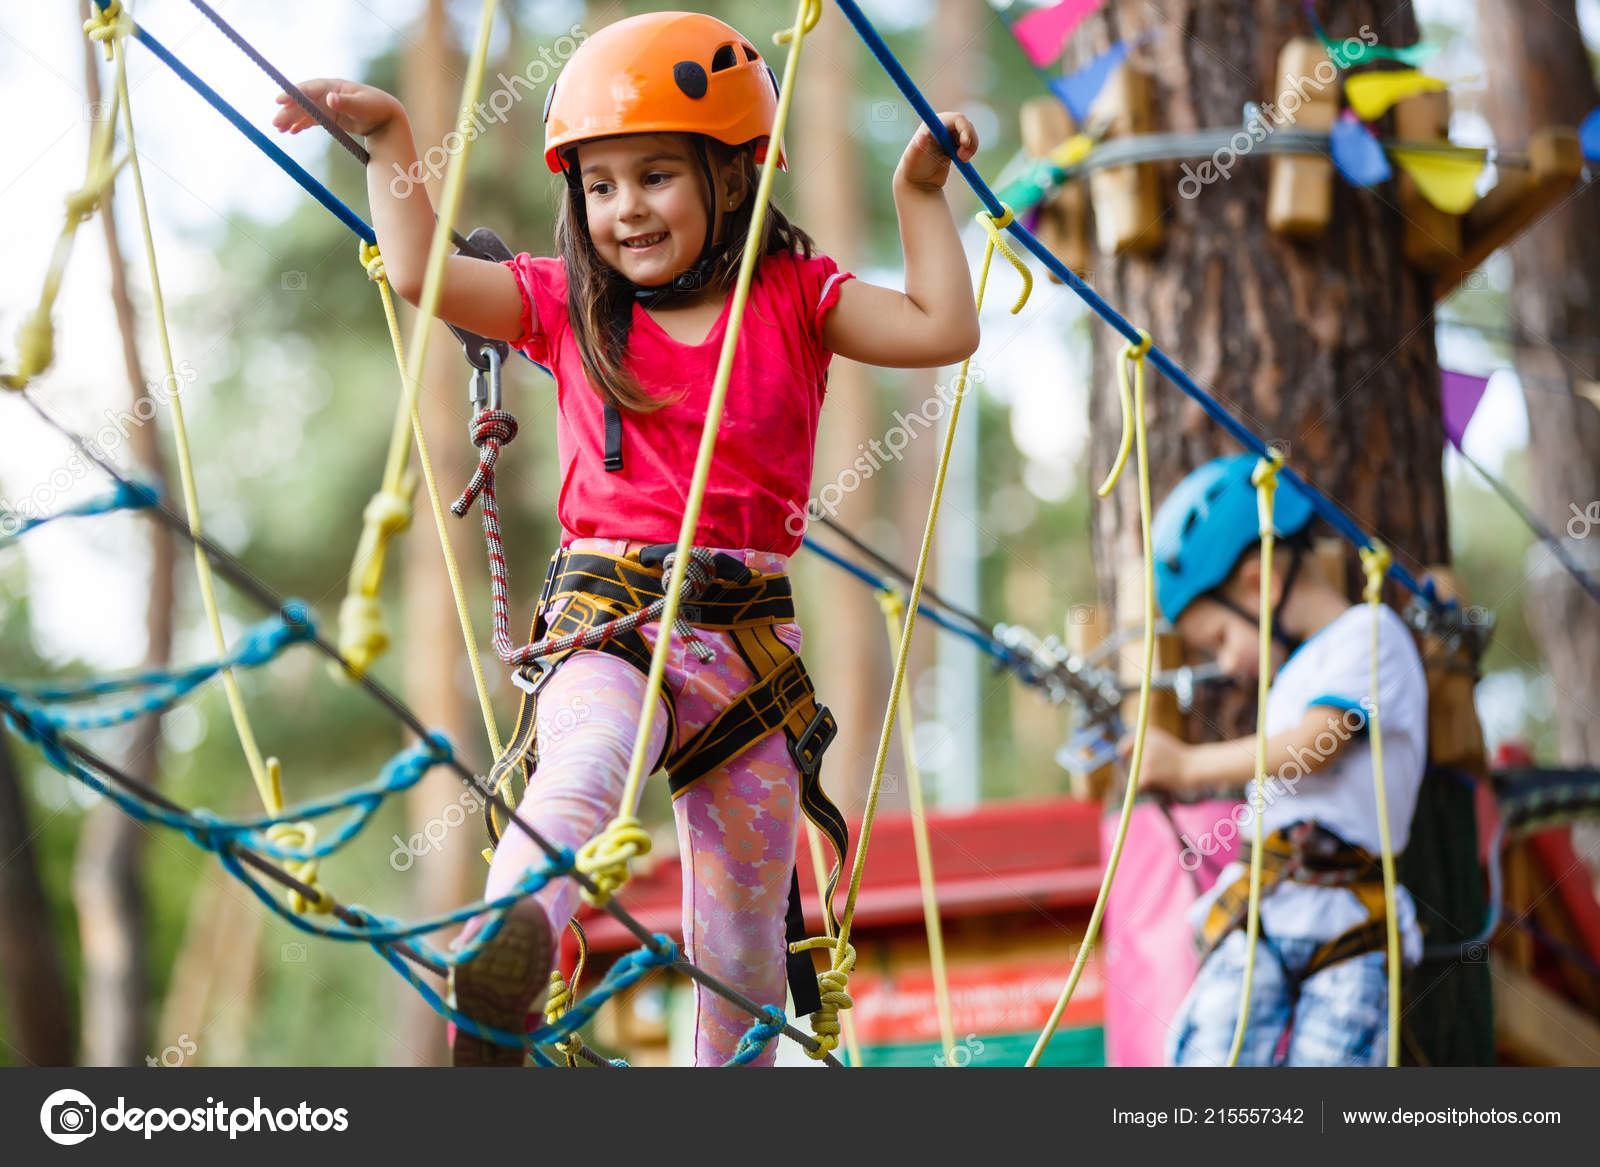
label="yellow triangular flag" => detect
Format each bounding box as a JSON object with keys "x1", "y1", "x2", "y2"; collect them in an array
[
  {"x1": 1391, "y1": 148, "x2": 1486, "y2": 213},
  {"x1": 1050, "y1": 133, "x2": 1095, "y2": 169},
  {"x1": 1345, "y1": 69, "x2": 1447, "y2": 121}
]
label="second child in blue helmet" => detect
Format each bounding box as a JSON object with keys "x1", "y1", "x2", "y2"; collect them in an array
[{"x1": 1122, "y1": 454, "x2": 1429, "y2": 1066}]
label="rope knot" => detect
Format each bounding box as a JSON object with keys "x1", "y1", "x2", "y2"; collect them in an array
[
  {"x1": 974, "y1": 203, "x2": 1032, "y2": 314},
  {"x1": 1360, "y1": 542, "x2": 1392, "y2": 605},
  {"x1": 790, "y1": 935, "x2": 855, "y2": 1060},
  {"x1": 359, "y1": 241, "x2": 385, "y2": 282},
  {"x1": 83, "y1": 1, "x2": 128, "y2": 60},
  {"x1": 1252, "y1": 453, "x2": 1283, "y2": 538},
  {"x1": 450, "y1": 410, "x2": 519, "y2": 517},
  {"x1": 575, "y1": 815, "x2": 652, "y2": 906},
  {"x1": 264, "y1": 821, "x2": 334, "y2": 914},
  {"x1": 362, "y1": 487, "x2": 413, "y2": 536}
]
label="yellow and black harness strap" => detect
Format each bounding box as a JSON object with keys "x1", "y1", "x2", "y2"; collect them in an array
[
  {"x1": 480, "y1": 547, "x2": 845, "y2": 1017},
  {"x1": 1200, "y1": 822, "x2": 1393, "y2": 983}
]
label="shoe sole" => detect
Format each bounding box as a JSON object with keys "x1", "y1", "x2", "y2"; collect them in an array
[{"x1": 448, "y1": 901, "x2": 555, "y2": 1067}]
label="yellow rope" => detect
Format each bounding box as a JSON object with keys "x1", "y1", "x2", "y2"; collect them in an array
[
  {"x1": 3, "y1": 3, "x2": 128, "y2": 392},
  {"x1": 101, "y1": 16, "x2": 328, "y2": 913},
  {"x1": 1359, "y1": 542, "x2": 1402, "y2": 1067},
  {"x1": 575, "y1": 0, "x2": 823, "y2": 906},
  {"x1": 1027, "y1": 330, "x2": 1154, "y2": 1066},
  {"x1": 876, "y1": 588, "x2": 957, "y2": 1065},
  {"x1": 801, "y1": 821, "x2": 861, "y2": 1066},
  {"x1": 804, "y1": 205, "x2": 1031, "y2": 1061},
  {"x1": 543, "y1": 920, "x2": 589, "y2": 1065},
  {"x1": 1223, "y1": 452, "x2": 1284, "y2": 1065},
  {"x1": 341, "y1": 242, "x2": 503, "y2": 760}
]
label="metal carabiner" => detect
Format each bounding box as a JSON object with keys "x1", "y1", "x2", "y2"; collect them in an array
[{"x1": 467, "y1": 343, "x2": 502, "y2": 414}]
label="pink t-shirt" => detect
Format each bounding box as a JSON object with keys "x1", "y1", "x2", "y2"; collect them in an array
[{"x1": 503, "y1": 250, "x2": 853, "y2": 557}]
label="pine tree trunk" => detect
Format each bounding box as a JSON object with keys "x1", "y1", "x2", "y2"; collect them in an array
[
  {"x1": 390, "y1": 0, "x2": 495, "y2": 1066},
  {"x1": 1477, "y1": 0, "x2": 1600, "y2": 767},
  {"x1": 795, "y1": 13, "x2": 881, "y2": 809},
  {"x1": 1078, "y1": 0, "x2": 1487, "y2": 1063},
  {"x1": 71, "y1": 0, "x2": 177, "y2": 1066},
  {"x1": 0, "y1": 738, "x2": 74, "y2": 1065}
]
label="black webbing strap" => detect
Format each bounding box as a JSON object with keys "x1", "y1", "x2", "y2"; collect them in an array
[
  {"x1": 548, "y1": 551, "x2": 798, "y2": 629},
  {"x1": 603, "y1": 404, "x2": 624, "y2": 472}
]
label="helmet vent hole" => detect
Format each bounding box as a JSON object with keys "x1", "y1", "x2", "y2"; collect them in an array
[
  {"x1": 673, "y1": 60, "x2": 709, "y2": 99},
  {"x1": 711, "y1": 43, "x2": 739, "y2": 73},
  {"x1": 743, "y1": 44, "x2": 759, "y2": 62}
]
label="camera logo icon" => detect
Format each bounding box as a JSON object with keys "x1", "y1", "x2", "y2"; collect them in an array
[{"x1": 40, "y1": 1088, "x2": 97, "y2": 1145}]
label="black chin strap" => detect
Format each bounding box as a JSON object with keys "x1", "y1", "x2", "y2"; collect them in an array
[{"x1": 1210, "y1": 543, "x2": 1306, "y2": 656}]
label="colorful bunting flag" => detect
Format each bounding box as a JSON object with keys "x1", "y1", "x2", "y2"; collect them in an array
[
  {"x1": 1010, "y1": 0, "x2": 1105, "y2": 68},
  {"x1": 1330, "y1": 110, "x2": 1392, "y2": 186},
  {"x1": 1391, "y1": 147, "x2": 1486, "y2": 213},
  {"x1": 1581, "y1": 107, "x2": 1600, "y2": 163},
  {"x1": 1345, "y1": 69, "x2": 1448, "y2": 121},
  {"x1": 1303, "y1": 0, "x2": 1437, "y2": 68},
  {"x1": 1440, "y1": 369, "x2": 1490, "y2": 451},
  {"x1": 1049, "y1": 39, "x2": 1129, "y2": 123}
]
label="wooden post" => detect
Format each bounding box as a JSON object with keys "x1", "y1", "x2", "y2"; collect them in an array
[
  {"x1": 1115, "y1": 557, "x2": 1183, "y2": 742},
  {"x1": 1267, "y1": 38, "x2": 1338, "y2": 239},
  {"x1": 1395, "y1": 90, "x2": 1465, "y2": 271},
  {"x1": 1020, "y1": 97, "x2": 1092, "y2": 282},
  {"x1": 1088, "y1": 66, "x2": 1165, "y2": 258},
  {"x1": 1434, "y1": 126, "x2": 1585, "y2": 299}
]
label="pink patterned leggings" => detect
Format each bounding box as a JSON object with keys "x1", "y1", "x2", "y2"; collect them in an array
[{"x1": 482, "y1": 541, "x2": 804, "y2": 1066}]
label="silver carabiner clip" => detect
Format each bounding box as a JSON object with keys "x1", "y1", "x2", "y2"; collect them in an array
[{"x1": 468, "y1": 344, "x2": 502, "y2": 414}]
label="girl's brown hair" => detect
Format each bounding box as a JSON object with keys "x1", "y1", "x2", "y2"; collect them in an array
[{"x1": 555, "y1": 135, "x2": 816, "y2": 414}]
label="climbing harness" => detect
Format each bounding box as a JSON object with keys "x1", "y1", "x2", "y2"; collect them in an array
[{"x1": 1199, "y1": 821, "x2": 1394, "y2": 985}]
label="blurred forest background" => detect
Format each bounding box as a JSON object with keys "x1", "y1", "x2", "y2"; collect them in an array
[{"x1": 0, "y1": 0, "x2": 1595, "y2": 1066}]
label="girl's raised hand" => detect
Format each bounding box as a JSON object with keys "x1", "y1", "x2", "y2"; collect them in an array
[
  {"x1": 895, "y1": 111, "x2": 979, "y2": 192},
  {"x1": 272, "y1": 79, "x2": 401, "y2": 139}
]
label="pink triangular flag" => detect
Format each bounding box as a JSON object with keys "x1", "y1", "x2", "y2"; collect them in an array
[
  {"x1": 1441, "y1": 369, "x2": 1489, "y2": 450},
  {"x1": 1012, "y1": 0, "x2": 1105, "y2": 68}
]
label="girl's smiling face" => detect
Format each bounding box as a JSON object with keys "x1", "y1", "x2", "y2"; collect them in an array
[{"x1": 576, "y1": 133, "x2": 743, "y2": 288}]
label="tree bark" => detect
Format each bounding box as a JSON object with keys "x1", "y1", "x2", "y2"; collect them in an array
[
  {"x1": 0, "y1": 737, "x2": 75, "y2": 1065},
  {"x1": 71, "y1": 0, "x2": 178, "y2": 1066},
  {"x1": 1078, "y1": 0, "x2": 1486, "y2": 1064},
  {"x1": 794, "y1": 12, "x2": 881, "y2": 811},
  {"x1": 1477, "y1": 0, "x2": 1600, "y2": 766},
  {"x1": 390, "y1": 0, "x2": 495, "y2": 1066}
]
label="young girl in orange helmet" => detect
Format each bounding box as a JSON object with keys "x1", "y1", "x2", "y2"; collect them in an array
[{"x1": 273, "y1": 10, "x2": 979, "y2": 1066}]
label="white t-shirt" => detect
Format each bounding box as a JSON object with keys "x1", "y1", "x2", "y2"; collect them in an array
[{"x1": 1186, "y1": 603, "x2": 1429, "y2": 965}]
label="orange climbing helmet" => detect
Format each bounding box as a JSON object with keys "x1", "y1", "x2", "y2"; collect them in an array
[{"x1": 542, "y1": 11, "x2": 787, "y2": 174}]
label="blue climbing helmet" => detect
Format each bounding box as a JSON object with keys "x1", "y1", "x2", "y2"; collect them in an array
[{"x1": 1151, "y1": 453, "x2": 1316, "y2": 626}]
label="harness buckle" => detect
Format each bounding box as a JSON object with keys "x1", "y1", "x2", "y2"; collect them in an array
[
  {"x1": 789, "y1": 705, "x2": 837, "y2": 778},
  {"x1": 510, "y1": 665, "x2": 546, "y2": 695}
]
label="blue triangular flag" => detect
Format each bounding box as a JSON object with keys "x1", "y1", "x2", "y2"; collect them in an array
[
  {"x1": 1049, "y1": 40, "x2": 1130, "y2": 124},
  {"x1": 1330, "y1": 111, "x2": 1392, "y2": 187},
  {"x1": 1581, "y1": 107, "x2": 1600, "y2": 163}
]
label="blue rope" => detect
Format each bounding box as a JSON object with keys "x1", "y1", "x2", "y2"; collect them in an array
[
  {"x1": 0, "y1": 479, "x2": 157, "y2": 548},
  {"x1": 92, "y1": 1, "x2": 374, "y2": 244},
  {"x1": 725, "y1": 1006, "x2": 788, "y2": 1065},
  {"x1": 830, "y1": 0, "x2": 1439, "y2": 608},
  {"x1": 1, "y1": 701, "x2": 456, "y2": 866},
  {"x1": 0, "y1": 603, "x2": 313, "y2": 730},
  {"x1": 369, "y1": 927, "x2": 679, "y2": 1058}
]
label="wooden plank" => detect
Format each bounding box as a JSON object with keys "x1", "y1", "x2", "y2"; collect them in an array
[
  {"x1": 1267, "y1": 38, "x2": 1338, "y2": 239},
  {"x1": 1087, "y1": 66, "x2": 1165, "y2": 257},
  {"x1": 1020, "y1": 97, "x2": 1092, "y2": 281},
  {"x1": 1395, "y1": 91, "x2": 1464, "y2": 272},
  {"x1": 1491, "y1": 954, "x2": 1600, "y2": 1066},
  {"x1": 1435, "y1": 127, "x2": 1585, "y2": 299},
  {"x1": 1067, "y1": 603, "x2": 1113, "y2": 801}
]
